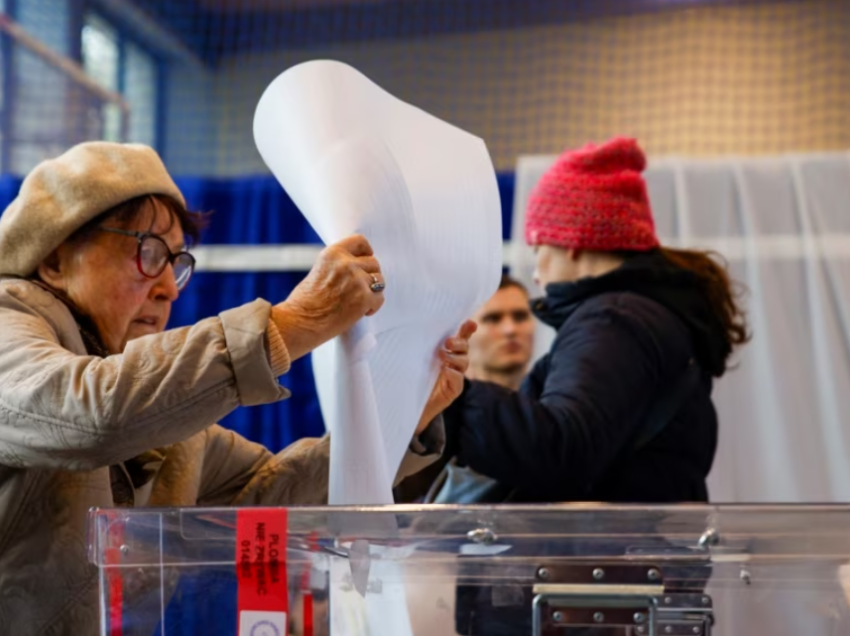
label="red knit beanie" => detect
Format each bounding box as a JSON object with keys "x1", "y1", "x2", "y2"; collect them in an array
[{"x1": 524, "y1": 137, "x2": 659, "y2": 252}]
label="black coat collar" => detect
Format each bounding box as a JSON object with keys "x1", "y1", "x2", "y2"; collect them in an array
[{"x1": 530, "y1": 251, "x2": 729, "y2": 376}]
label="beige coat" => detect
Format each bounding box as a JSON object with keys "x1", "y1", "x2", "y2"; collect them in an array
[{"x1": 0, "y1": 278, "x2": 440, "y2": 635}]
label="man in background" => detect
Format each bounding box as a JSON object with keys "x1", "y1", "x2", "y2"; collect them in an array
[
  {"x1": 394, "y1": 274, "x2": 535, "y2": 503},
  {"x1": 466, "y1": 274, "x2": 535, "y2": 391}
]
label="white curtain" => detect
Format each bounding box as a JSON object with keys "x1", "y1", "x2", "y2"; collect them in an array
[{"x1": 511, "y1": 151, "x2": 850, "y2": 504}]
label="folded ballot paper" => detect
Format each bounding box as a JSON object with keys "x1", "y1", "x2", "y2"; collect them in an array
[{"x1": 254, "y1": 60, "x2": 502, "y2": 508}]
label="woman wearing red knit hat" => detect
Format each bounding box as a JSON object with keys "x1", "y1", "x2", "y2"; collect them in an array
[{"x1": 438, "y1": 136, "x2": 749, "y2": 506}]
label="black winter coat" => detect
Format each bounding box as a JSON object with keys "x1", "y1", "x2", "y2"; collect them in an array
[{"x1": 443, "y1": 251, "x2": 728, "y2": 504}]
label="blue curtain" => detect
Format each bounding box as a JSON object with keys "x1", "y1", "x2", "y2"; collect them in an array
[
  {"x1": 0, "y1": 176, "x2": 23, "y2": 207},
  {"x1": 169, "y1": 271, "x2": 326, "y2": 449},
  {"x1": 0, "y1": 172, "x2": 515, "y2": 452}
]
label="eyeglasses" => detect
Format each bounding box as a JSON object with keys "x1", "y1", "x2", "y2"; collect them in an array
[{"x1": 97, "y1": 227, "x2": 196, "y2": 291}]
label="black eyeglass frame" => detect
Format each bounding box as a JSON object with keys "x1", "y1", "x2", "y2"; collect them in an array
[{"x1": 97, "y1": 226, "x2": 196, "y2": 290}]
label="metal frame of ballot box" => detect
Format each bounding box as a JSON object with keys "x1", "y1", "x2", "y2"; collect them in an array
[
  {"x1": 88, "y1": 504, "x2": 850, "y2": 636},
  {"x1": 531, "y1": 563, "x2": 714, "y2": 635}
]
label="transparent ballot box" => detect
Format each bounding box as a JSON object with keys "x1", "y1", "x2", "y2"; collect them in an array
[{"x1": 88, "y1": 504, "x2": 850, "y2": 635}]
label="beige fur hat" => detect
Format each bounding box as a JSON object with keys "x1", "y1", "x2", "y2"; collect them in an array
[{"x1": 0, "y1": 141, "x2": 186, "y2": 277}]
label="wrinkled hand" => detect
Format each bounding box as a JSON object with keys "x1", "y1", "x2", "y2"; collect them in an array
[
  {"x1": 416, "y1": 320, "x2": 478, "y2": 434},
  {"x1": 271, "y1": 235, "x2": 385, "y2": 361}
]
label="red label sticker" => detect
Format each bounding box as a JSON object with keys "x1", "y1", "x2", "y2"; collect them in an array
[
  {"x1": 236, "y1": 508, "x2": 289, "y2": 614},
  {"x1": 106, "y1": 520, "x2": 125, "y2": 636},
  {"x1": 303, "y1": 593, "x2": 314, "y2": 636}
]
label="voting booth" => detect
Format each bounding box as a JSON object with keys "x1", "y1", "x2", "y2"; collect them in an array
[{"x1": 89, "y1": 504, "x2": 850, "y2": 635}]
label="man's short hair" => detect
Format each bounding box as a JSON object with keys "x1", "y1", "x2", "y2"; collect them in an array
[{"x1": 499, "y1": 272, "x2": 528, "y2": 294}]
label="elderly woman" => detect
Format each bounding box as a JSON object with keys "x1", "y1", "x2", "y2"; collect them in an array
[{"x1": 0, "y1": 142, "x2": 472, "y2": 635}]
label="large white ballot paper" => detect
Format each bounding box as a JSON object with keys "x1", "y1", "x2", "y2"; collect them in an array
[{"x1": 253, "y1": 60, "x2": 502, "y2": 507}]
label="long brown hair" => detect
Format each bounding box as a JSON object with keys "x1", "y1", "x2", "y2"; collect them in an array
[{"x1": 660, "y1": 247, "x2": 750, "y2": 372}]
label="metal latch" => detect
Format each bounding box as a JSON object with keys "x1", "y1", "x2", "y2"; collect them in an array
[{"x1": 532, "y1": 564, "x2": 714, "y2": 636}]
